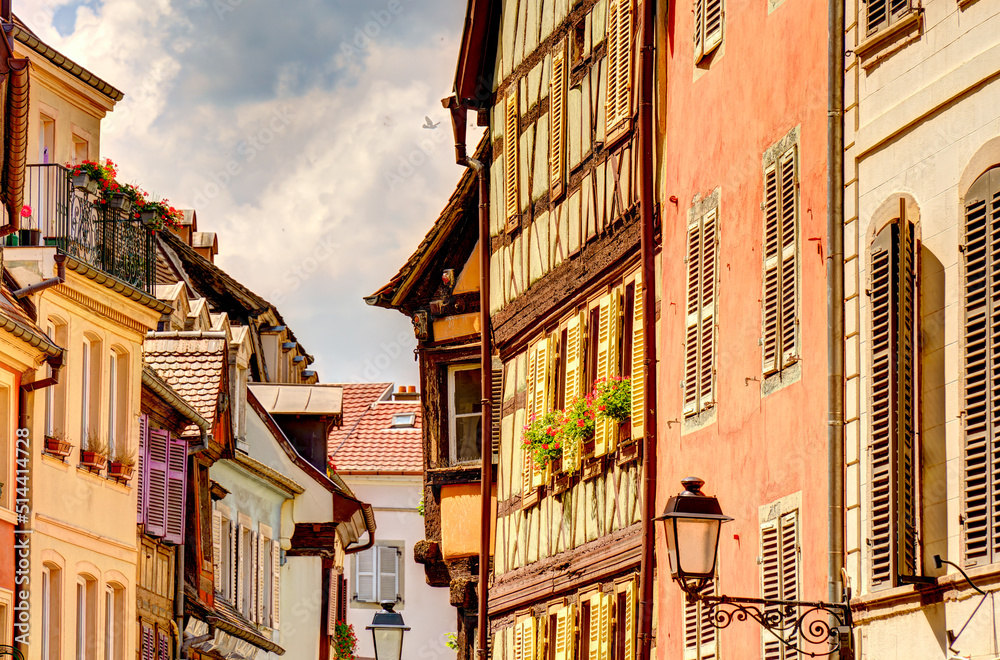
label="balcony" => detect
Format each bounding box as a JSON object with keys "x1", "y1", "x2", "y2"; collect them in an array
[{"x1": 7, "y1": 164, "x2": 155, "y2": 294}]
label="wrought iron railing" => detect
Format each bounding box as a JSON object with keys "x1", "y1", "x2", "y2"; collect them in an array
[{"x1": 20, "y1": 163, "x2": 155, "y2": 294}]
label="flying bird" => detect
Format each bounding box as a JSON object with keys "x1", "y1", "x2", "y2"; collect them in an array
[{"x1": 422, "y1": 116, "x2": 440, "y2": 129}]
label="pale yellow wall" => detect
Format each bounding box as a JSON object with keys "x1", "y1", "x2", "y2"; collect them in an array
[
  {"x1": 12, "y1": 41, "x2": 116, "y2": 165},
  {"x1": 22, "y1": 267, "x2": 160, "y2": 660}
]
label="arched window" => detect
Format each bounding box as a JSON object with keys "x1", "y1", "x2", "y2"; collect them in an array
[
  {"x1": 867, "y1": 199, "x2": 919, "y2": 590},
  {"x1": 41, "y1": 561, "x2": 62, "y2": 660},
  {"x1": 108, "y1": 348, "x2": 128, "y2": 461},
  {"x1": 80, "y1": 334, "x2": 102, "y2": 450},
  {"x1": 962, "y1": 164, "x2": 1000, "y2": 566},
  {"x1": 104, "y1": 582, "x2": 125, "y2": 660},
  {"x1": 45, "y1": 317, "x2": 68, "y2": 439},
  {"x1": 76, "y1": 573, "x2": 97, "y2": 660}
]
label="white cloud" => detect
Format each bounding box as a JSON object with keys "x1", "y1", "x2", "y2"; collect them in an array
[{"x1": 18, "y1": 0, "x2": 480, "y2": 387}]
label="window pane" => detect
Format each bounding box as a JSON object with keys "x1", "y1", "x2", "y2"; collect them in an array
[
  {"x1": 453, "y1": 369, "x2": 482, "y2": 415},
  {"x1": 455, "y1": 416, "x2": 482, "y2": 463}
]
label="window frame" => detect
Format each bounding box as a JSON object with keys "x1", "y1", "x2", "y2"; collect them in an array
[
  {"x1": 863, "y1": 0, "x2": 914, "y2": 40},
  {"x1": 693, "y1": 0, "x2": 724, "y2": 63},
  {"x1": 448, "y1": 363, "x2": 483, "y2": 465},
  {"x1": 352, "y1": 541, "x2": 403, "y2": 606},
  {"x1": 683, "y1": 194, "x2": 720, "y2": 423}
]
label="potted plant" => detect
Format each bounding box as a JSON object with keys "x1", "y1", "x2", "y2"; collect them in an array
[
  {"x1": 17, "y1": 205, "x2": 40, "y2": 246},
  {"x1": 44, "y1": 430, "x2": 72, "y2": 458},
  {"x1": 79, "y1": 432, "x2": 109, "y2": 473},
  {"x1": 555, "y1": 395, "x2": 596, "y2": 473},
  {"x1": 99, "y1": 180, "x2": 145, "y2": 215},
  {"x1": 138, "y1": 197, "x2": 183, "y2": 232},
  {"x1": 333, "y1": 621, "x2": 357, "y2": 660},
  {"x1": 592, "y1": 376, "x2": 632, "y2": 423},
  {"x1": 66, "y1": 159, "x2": 115, "y2": 195},
  {"x1": 107, "y1": 445, "x2": 136, "y2": 482},
  {"x1": 522, "y1": 410, "x2": 564, "y2": 470}
]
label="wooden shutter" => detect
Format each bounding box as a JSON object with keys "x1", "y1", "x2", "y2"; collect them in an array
[
  {"x1": 212, "y1": 509, "x2": 223, "y2": 593},
  {"x1": 554, "y1": 604, "x2": 575, "y2": 660},
  {"x1": 504, "y1": 89, "x2": 520, "y2": 226},
  {"x1": 356, "y1": 547, "x2": 376, "y2": 602},
  {"x1": 157, "y1": 630, "x2": 169, "y2": 660},
  {"x1": 550, "y1": 42, "x2": 568, "y2": 198},
  {"x1": 378, "y1": 545, "x2": 400, "y2": 602},
  {"x1": 606, "y1": 0, "x2": 621, "y2": 131},
  {"x1": 164, "y1": 433, "x2": 186, "y2": 544},
  {"x1": 236, "y1": 525, "x2": 245, "y2": 611},
  {"x1": 492, "y1": 356, "x2": 504, "y2": 464},
  {"x1": 868, "y1": 217, "x2": 917, "y2": 587},
  {"x1": 257, "y1": 532, "x2": 268, "y2": 623},
  {"x1": 565, "y1": 312, "x2": 587, "y2": 405},
  {"x1": 230, "y1": 520, "x2": 238, "y2": 602},
  {"x1": 251, "y1": 530, "x2": 259, "y2": 621},
  {"x1": 523, "y1": 616, "x2": 537, "y2": 660},
  {"x1": 693, "y1": 0, "x2": 704, "y2": 61},
  {"x1": 963, "y1": 166, "x2": 1000, "y2": 566},
  {"x1": 327, "y1": 568, "x2": 339, "y2": 634},
  {"x1": 760, "y1": 512, "x2": 800, "y2": 658},
  {"x1": 531, "y1": 338, "x2": 551, "y2": 488},
  {"x1": 145, "y1": 429, "x2": 169, "y2": 537},
  {"x1": 137, "y1": 414, "x2": 148, "y2": 524},
  {"x1": 621, "y1": 580, "x2": 636, "y2": 660},
  {"x1": 523, "y1": 344, "x2": 538, "y2": 500},
  {"x1": 630, "y1": 272, "x2": 645, "y2": 441},
  {"x1": 613, "y1": 0, "x2": 632, "y2": 125},
  {"x1": 141, "y1": 625, "x2": 155, "y2": 660},
  {"x1": 683, "y1": 579, "x2": 717, "y2": 660},
  {"x1": 272, "y1": 540, "x2": 282, "y2": 629},
  {"x1": 588, "y1": 593, "x2": 601, "y2": 660},
  {"x1": 598, "y1": 593, "x2": 613, "y2": 660},
  {"x1": 865, "y1": 0, "x2": 911, "y2": 37},
  {"x1": 703, "y1": 0, "x2": 723, "y2": 56},
  {"x1": 685, "y1": 209, "x2": 718, "y2": 416},
  {"x1": 780, "y1": 511, "x2": 800, "y2": 652},
  {"x1": 762, "y1": 149, "x2": 799, "y2": 375},
  {"x1": 595, "y1": 291, "x2": 621, "y2": 456},
  {"x1": 760, "y1": 520, "x2": 782, "y2": 659}
]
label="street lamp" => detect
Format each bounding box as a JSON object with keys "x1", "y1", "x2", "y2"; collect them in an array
[
  {"x1": 655, "y1": 478, "x2": 854, "y2": 659},
  {"x1": 367, "y1": 600, "x2": 410, "y2": 660}
]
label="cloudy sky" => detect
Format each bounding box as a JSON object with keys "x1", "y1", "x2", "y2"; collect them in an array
[{"x1": 20, "y1": 0, "x2": 477, "y2": 387}]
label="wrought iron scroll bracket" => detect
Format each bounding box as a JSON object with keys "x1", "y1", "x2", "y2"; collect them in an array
[
  {"x1": 691, "y1": 592, "x2": 853, "y2": 659},
  {"x1": 0, "y1": 645, "x2": 24, "y2": 660}
]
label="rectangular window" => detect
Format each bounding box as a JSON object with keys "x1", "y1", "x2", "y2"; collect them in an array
[
  {"x1": 448, "y1": 364, "x2": 482, "y2": 464},
  {"x1": 42, "y1": 565, "x2": 61, "y2": 660},
  {"x1": 605, "y1": 0, "x2": 634, "y2": 134},
  {"x1": 72, "y1": 135, "x2": 88, "y2": 164},
  {"x1": 963, "y1": 166, "x2": 1000, "y2": 566},
  {"x1": 353, "y1": 542, "x2": 401, "y2": 604},
  {"x1": 514, "y1": 616, "x2": 537, "y2": 660},
  {"x1": 868, "y1": 212, "x2": 918, "y2": 588},
  {"x1": 39, "y1": 114, "x2": 54, "y2": 163},
  {"x1": 104, "y1": 585, "x2": 124, "y2": 660},
  {"x1": 549, "y1": 602, "x2": 575, "y2": 660},
  {"x1": 684, "y1": 204, "x2": 719, "y2": 418},
  {"x1": 629, "y1": 273, "x2": 646, "y2": 442},
  {"x1": 76, "y1": 577, "x2": 96, "y2": 660},
  {"x1": 108, "y1": 353, "x2": 117, "y2": 455},
  {"x1": 523, "y1": 337, "x2": 554, "y2": 505},
  {"x1": 594, "y1": 291, "x2": 622, "y2": 456},
  {"x1": 81, "y1": 339, "x2": 91, "y2": 443},
  {"x1": 760, "y1": 512, "x2": 799, "y2": 658},
  {"x1": 585, "y1": 591, "x2": 614, "y2": 660},
  {"x1": 503, "y1": 88, "x2": 520, "y2": 231},
  {"x1": 614, "y1": 579, "x2": 637, "y2": 660},
  {"x1": 762, "y1": 147, "x2": 799, "y2": 376},
  {"x1": 693, "y1": 0, "x2": 724, "y2": 62},
  {"x1": 46, "y1": 322, "x2": 56, "y2": 436},
  {"x1": 864, "y1": 0, "x2": 913, "y2": 39},
  {"x1": 683, "y1": 579, "x2": 718, "y2": 660}
]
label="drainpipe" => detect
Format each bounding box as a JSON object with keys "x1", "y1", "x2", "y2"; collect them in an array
[
  {"x1": 14, "y1": 386, "x2": 30, "y2": 660},
  {"x1": 13, "y1": 254, "x2": 66, "y2": 299},
  {"x1": 636, "y1": 0, "x2": 658, "y2": 659},
  {"x1": 445, "y1": 94, "x2": 492, "y2": 660},
  {"x1": 827, "y1": 0, "x2": 846, "y2": 628},
  {"x1": 179, "y1": 426, "x2": 211, "y2": 658},
  {"x1": 175, "y1": 543, "x2": 186, "y2": 659}
]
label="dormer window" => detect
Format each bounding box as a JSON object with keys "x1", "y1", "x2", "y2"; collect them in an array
[{"x1": 390, "y1": 413, "x2": 416, "y2": 429}]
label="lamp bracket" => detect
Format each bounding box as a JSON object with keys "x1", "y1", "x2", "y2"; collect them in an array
[{"x1": 691, "y1": 593, "x2": 853, "y2": 658}]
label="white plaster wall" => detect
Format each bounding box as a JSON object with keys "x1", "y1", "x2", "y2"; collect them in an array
[
  {"x1": 342, "y1": 475, "x2": 455, "y2": 660},
  {"x1": 265, "y1": 554, "x2": 324, "y2": 660}
]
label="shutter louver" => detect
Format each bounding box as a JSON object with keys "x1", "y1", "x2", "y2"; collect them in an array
[
  {"x1": 145, "y1": 429, "x2": 169, "y2": 537},
  {"x1": 137, "y1": 414, "x2": 148, "y2": 524},
  {"x1": 778, "y1": 151, "x2": 798, "y2": 366},
  {"x1": 780, "y1": 512, "x2": 800, "y2": 653},
  {"x1": 866, "y1": 0, "x2": 912, "y2": 36},
  {"x1": 328, "y1": 568, "x2": 339, "y2": 635},
  {"x1": 631, "y1": 273, "x2": 645, "y2": 442},
  {"x1": 504, "y1": 90, "x2": 520, "y2": 226},
  {"x1": 515, "y1": 618, "x2": 524, "y2": 660},
  {"x1": 257, "y1": 532, "x2": 267, "y2": 623},
  {"x1": 378, "y1": 545, "x2": 399, "y2": 602},
  {"x1": 523, "y1": 616, "x2": 537, "y2": 660},
  {"x1": 702, "y1": 0, "x2": 723, "y2": 56},
  {"x1": 555, "y1": 604, "x2": 575, "y2": 660},
  {"x1": 142, "y1": 625, "x2": 155, "y2": 660},
  {"x1": 684, "y1": 220, "x2": 703, "y2": 416},
  {"x1": 606, "y1": 0, "x2": 621, "y2": 132},
  {"x1": 565, "y1": 311, "x2": 587, "y2": 473},
  {"x1": 598, "y1": 593, "x2": 612, "y2": 660},
  {"x1": 684, "y1": 579, "x2": 717, "y2": 660},
  {"x1": 623, "y1": 581, "x2": 636, "y2": 660},
  {"x1": 272, "y1": 540, "x2": 281, "y2": 629},
  {"x1": 614, "y1": 0, "x2": 632, "y2": 124},
  {"x1": 523, "y1": 343, "x2": 538, "y2": 499},
  {"x1": 531, "y1": 338, "x2": 551, "y2": 488},
  {"x1": 699, "y1": 210, "x2": 717, "y2": 412},
  {"x1": 760, "y1": 512, "x2": 800, "y2": 658},
  {"x1": 230, "y1": 521, "x2": 237, "y2": 602},
  {"x1": 163, "y1": 433, "x2": 187, "y2": 545},
  {"x1": 250, "y1": 531, "x2": 258, "y2": 621},
  {"x1": 158, "y1": 630, "x2": 169, "y2": 660},
  {"x1": 868, "y1": 216, "x2": 917, "y2": 587},
  {"x1": 762, "y1": 149, "x2": 799, "y2": 375},
  {"x1": 760, "y1": 521, "x2": 782, "y2": 660},
  {"x1": 693, "y1": 0, "x2": 705, "y2": 61},
  {"x1": 550, "y1": 43, "x2": 568, "y2": 197},
  {"x1": 356, "y1": 547, "x2": 376, "y2": 602},
  {"x1": 212, "y1": 510, "x2": 223, "y2": 594},
  {"x1": 595, "y1": 292, "x2": 621, "y2": 456},
  {"x1": 963, "y1": 166, "x2": 1000, "y2": 566}
]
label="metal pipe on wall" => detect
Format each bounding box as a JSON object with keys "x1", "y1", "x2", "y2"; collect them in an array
[{"x1": 636, "y1": 0, "x2": 658, "y2": 658}]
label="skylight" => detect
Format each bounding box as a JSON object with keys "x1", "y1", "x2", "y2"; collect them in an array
[{"x1": 390, "y1": 413, "x2": 416, "y2": 429}]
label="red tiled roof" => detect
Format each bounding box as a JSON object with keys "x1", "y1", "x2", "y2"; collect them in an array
[
  {"x1": 328, "y1": 383, "x2": 422, "y2": 473},
  {"x1": 143, "y1": 335, "x2": 227, "y2": 438}
]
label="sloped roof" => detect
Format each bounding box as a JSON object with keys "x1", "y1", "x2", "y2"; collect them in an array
[
  {"x1": 143, "y1": 334, "x2": 227, "y2": 438},
  {"x1": 0, "y1": 271, "x2": 60, "y2": 356},
  {"x1": 250, "y1": 383, "x2": 342, "y2": 417},
  {"x1": 327, "y1": 383, "x2": 422, "y2": 473}
]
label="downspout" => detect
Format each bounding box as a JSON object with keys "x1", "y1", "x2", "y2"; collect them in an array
[
  {"x1": 636, "y1": 0, "x2": 658, "y2": 659},
  {"x1": 445, "y1": 94, "x2": 492, "y2": 660},
  {"x1": 13, "y1": 254, "x2": 66, "y2": 299},
  {"x1": 178, "y1": 417, "x2": 211, "y2": 658},
  {"x1": 827, "y1": 0, "x2": 846, "y2": 627},
  {"x1": 14, "y1": 386, "x2": 30, "y2": 660}
]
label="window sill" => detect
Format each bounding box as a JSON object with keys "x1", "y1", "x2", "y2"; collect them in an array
[
  {"x1": 852, "y1": 563, "x2": 1000, "y2": 623},
  {"x1": 853, "y1": 11, "x2": 921, "y2": 62},
  {"x1": 426, "y1": 465, "x2": 482, "y2": 486}
]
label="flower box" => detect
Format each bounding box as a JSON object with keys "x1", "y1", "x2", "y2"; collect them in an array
[
  {"x1": 79, "y1": 451, "x2": 107, "y2": 473},
  {"x1": 109, "y1": 193, "x2": 132, "y2": 214},
  {"x1": 71, "y1": 172, "x2": 100, "y2": 195},
  {"x1": 107, "y1": 462, "x2": 134, "y2": 482},
  {"x1": 44, "y1": 436, "x2": 72, "y2": 458},
  {"x1": 18, "y1": 229, "x2": 40, "y2": 246},
  {"x1": 139, "y1": 210, "x2": 158, "y2": 226}
]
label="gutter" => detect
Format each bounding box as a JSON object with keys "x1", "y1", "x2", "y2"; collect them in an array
[
  {"x1": 827, "y1": 0, "x2": 847, "y2": 619},
  {"x1": 444, "y1": 93, "x2": 493, "y2": 660},
  {"x1": 13, "y1": 253, "x2": 65, "y2": 299},
  {"x1": 636, "y1": 0, "x2": 658, "y2": 658}
]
